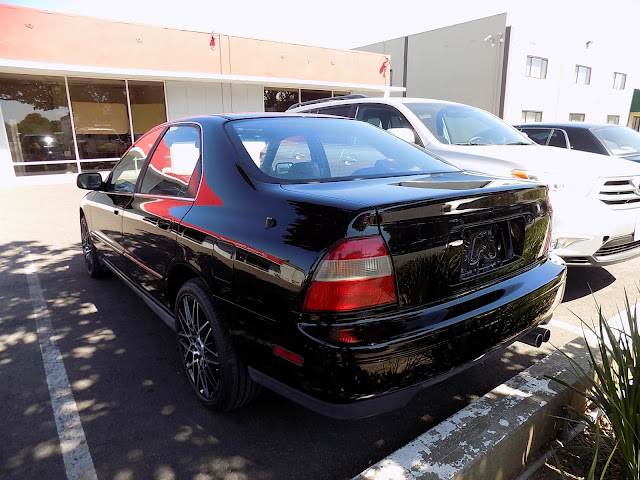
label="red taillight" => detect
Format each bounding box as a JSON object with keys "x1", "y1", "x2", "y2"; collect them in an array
[{"x1": 303, "y1": 237, "x2": 397, "y2": 312}]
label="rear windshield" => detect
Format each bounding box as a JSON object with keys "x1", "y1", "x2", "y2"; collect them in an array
[{"x1": 225, "y1": 117, "x2": 457, "y2": 182}]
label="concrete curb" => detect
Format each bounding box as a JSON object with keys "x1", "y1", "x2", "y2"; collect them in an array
[{"x1": 353, "y1": 336, "x2": 593, "y2": 480}]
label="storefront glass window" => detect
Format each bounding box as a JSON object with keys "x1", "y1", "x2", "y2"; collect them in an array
[
  {"x1": 0, "y1": 73, "x2": 77, "y2": 176},
  {"x1": 264, "y1": 89, "x2": 299, "y2": 112},
  {"x1": 128, "y1": 81, "x2": 167, "y2": 141},
  {"x1": 300, "y1": 89, "x2": 332, "y2": 103},
  {"x1": 68, "y1": 78, "x2": 132, "y2": 172}
]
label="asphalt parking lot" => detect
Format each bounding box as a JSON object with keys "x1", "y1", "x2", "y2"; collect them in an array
[{"x1": 1, "y1": 181, "x2": 638, "y2": 480}]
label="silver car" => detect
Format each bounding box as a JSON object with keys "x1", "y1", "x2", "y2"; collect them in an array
[{"x1": 290, "y1": 97, "x2": 640, "y2": 266}]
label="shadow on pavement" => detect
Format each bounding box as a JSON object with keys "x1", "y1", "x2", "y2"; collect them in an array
[
  {"x1": 562, "y1": 266, "x2": 616, "y2": 303},
  {"x1": 0, "y1": 239, "x2": 557, "y2": 480}
]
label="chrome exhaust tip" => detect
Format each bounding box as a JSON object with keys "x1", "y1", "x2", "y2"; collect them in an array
[
  {"x1": 533, "y1": 327, "x2": 551, "y2": 343},
  {"x1": 519, "y1": 331, "x2": 543, "y2": 348},
  {"x1": 518, "y1": 326, "x2": 551, "y2": 348}
]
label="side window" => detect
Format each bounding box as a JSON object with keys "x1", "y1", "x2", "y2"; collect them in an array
[
  {"x1": 355, "y1": 105, "x2": 419, "y2": 144},
  {"x1": 520, "y1": 128, "x2": 552, "y2": 146},
  {"x1": 547, "y1": 130, "x2": 568, "y2": 148},
  {"x1": 139, "y1": 125, "x2": 201, "y2": 197},
  {"x1": 109, "y1": 127, "x2": 163, "y2": 193},
  {"x1": 317, "y1": 105, "x2": 353, "y2": 118},
  {"x1": 270, "y1": 136, "x2": 315, "y2": 178}
]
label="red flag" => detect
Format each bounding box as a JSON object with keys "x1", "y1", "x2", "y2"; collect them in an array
[{"x1": 379, "y1": 59, "x2": 390, "y2": 77}]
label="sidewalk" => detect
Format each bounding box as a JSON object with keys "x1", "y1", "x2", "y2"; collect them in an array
[{"x1": 354, "y1": 336, "x2": 592, "y2": 480}]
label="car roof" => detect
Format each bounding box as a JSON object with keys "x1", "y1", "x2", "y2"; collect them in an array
[
  {"x1": 514, "y1": 122, "x2": 619, "y2": 130},
  {"x1": 290, "y1": 97, "x2": 461, "y2": 109},
  {"x1": 156, "y1": 112, "x2": 356, "y2": 126}
]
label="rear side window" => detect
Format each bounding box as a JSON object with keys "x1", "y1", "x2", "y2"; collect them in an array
[
  {"x1": 520, "y1": 129, "x2": 552, "y2": 146},
  {"x1": 316, "y1": 105, "x2": 354, "y2": 118},
  {"x1": 226, "y1": 117, "x2": 457, "y2": 182},
  {"x1": 547, "y1": 130, "x2": 568, "y2": 148},
  {"x1": 356, "y1": 105, "x2": 408, "y2": 129},
  {"x1": 139, "y1": 125, "x2": 201, "y2": 197}
]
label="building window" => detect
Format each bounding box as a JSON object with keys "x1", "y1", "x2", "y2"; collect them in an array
[
  {"x1": 67, "y1": 78, "x2": 133, "y2": 173},
  {"x1": 128, "y1": 81, "x2": 167, "y2": 141},
  {"x1": 632, "y1": 117, "x2": 640, "y2": 132},
  {"x1": 613, "y1": 72, "x2": 626, "y2": 90},
  {"x1": 525, "y1": 56, "x2": 548, "y2": 79},
  {"x1": 569, "y1": 113, "x2": 585, "y2": 122},
  {"x1": 0, "y1": 73, "x2": 78, "y2": 176},
  {"x1": 607, "y1": 115, "x2": 620, "y2": 125},
  {"x1": 263, "y1": 88, "x2": 349, "y2": 112},
  {"x1": 0, "y1": 74, "x2": 166, "y2": 177},
  {"x1": 300, "y1": 89, "x2": 333, "y2": 104},
  {"x1": 575, "y1": 65, "x2": 591, "y2": 85},
  {"x1": 521, "y1": 110, "x2": 542, "y2": 123}
]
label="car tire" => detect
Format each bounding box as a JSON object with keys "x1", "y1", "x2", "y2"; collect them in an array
[
  {"x1": 80, "y1": 215, "x2": 104, "y2": 278},
  {"x1": 175, "y1": 278, "x2": 259, "y2": 411}
]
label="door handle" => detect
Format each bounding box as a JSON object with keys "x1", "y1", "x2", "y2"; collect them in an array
[{"x1": 113, "y1": 210, "x2": 119, "y2": 215}]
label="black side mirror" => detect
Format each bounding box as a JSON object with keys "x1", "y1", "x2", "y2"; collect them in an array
[{"x1": 77, "y1": 173, "x2": 103, "y2": 190}]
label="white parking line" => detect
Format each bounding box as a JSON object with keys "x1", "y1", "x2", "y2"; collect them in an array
[
  {"x1": 550, "y1": 304, "x2": 639, "y2": 345},
  {"x1": 23, "y1": 248, "x2": 98, "y2": 480},
  {"x1": 548, "y1": 318, "x2": 598, "y2": 344}
]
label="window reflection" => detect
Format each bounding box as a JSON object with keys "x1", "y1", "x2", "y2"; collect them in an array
[
  {"x1": 300, "y1": 89, "x2": 332, "y2": 103},
  {"x1": 129, "y1": 81, "x2": 167, "y2": 141},
  {"x1": 0, "y1": 73, "x2": 77, "y2": 176},
  {"x1": 264, "y1": 89, "x2": 298, "y2": 112},
  {"x1": 68, "y1": 78, "x2": 132, "y2": 168}
]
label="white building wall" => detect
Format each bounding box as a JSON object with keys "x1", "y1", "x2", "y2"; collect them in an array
[
  {"x1": 165, "y1": 81, "x2": 264, "y2": 120},
  {"x1": 503, "y1": 13, "x2": 636, "y2": 125}
]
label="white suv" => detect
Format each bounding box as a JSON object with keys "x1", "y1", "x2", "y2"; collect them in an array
[{"x1": 289, "y1": 97, "x2": 640, "y2": 266}]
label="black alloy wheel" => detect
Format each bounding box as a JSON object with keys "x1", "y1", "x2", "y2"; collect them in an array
[
  {"x1": 175, "y1": 279, "x2": 259, "y2": 410},
  {"x1": 80, "y1": 215, "x2": 103, "y2": 278},
  {"x1": 176, "y1": 291, "x2": 220, "y2": 403}
]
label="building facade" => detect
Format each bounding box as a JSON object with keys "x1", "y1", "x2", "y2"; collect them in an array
[
  {"x1": 0, "y1": 4, "x2": 400, "y2": 180},
  {"x1": 358, "y1": 12, "x2": 637, "y2": 128}
]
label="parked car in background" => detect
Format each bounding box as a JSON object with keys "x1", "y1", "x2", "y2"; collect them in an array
[
  {"x1": 76, "y1": 127, "x2": 129, "y2": 158},
  {"x1": 77, "y1": 114, "x2": 566, "y2": 418},
  {"x1": 20, "y1": 134, "x2": 68, "y2": 172},
  {"x1": 289, "y1": 97, "x2": 640, "y2": 266},
  {"x1": 514, "y1": 123, "x2": 640, "y2": 162}
]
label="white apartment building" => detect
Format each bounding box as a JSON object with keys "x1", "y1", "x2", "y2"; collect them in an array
[{"x1": 358, "y1": 11, "x2": 638, "y2": 127}]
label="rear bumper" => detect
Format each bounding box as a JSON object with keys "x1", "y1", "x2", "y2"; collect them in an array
[{"x1": 252, "y1": 256, "x2": 566, "y2": 418}]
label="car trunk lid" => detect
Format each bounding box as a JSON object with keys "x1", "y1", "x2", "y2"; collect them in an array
[
  {"x1": 281, "y1": 171, "x2": 551, "y2": 310},
  {"x1": 375, "y1": 175, "x2": 549, "y2": 308}
]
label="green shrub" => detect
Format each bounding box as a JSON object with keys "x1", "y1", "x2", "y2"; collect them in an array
[{"x1": 550, "y1": 294, "x2": 639, "y2": 480}]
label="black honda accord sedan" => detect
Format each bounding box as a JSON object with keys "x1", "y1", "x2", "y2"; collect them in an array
[{"x1": 77, "y1": 114, "x2": 566, "y2": 418}]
